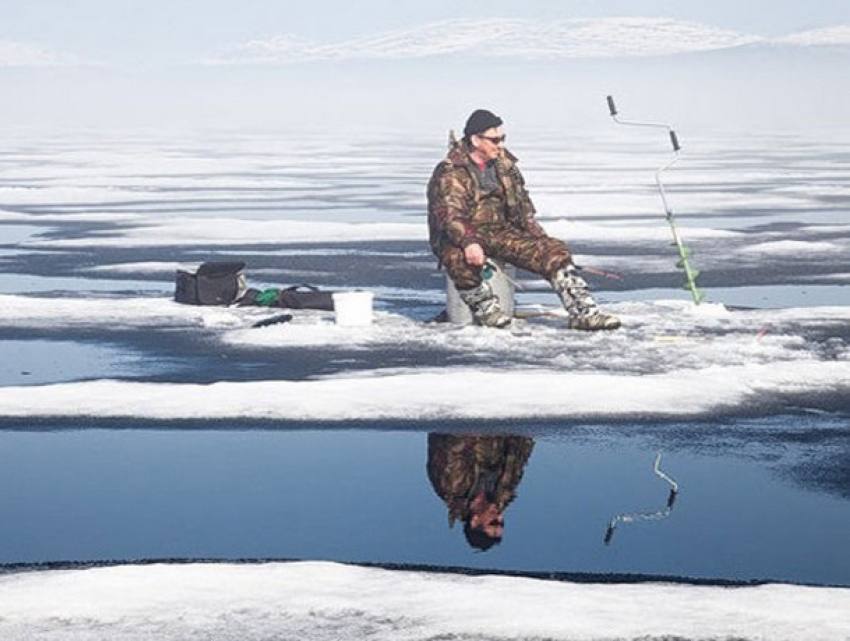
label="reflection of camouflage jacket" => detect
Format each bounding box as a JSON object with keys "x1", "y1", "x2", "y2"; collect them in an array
[
  {"x1": 427, "y1": 434, "x2": 534, "y2": 527},
  {"x1": 427, "y1": 140, "x2": 546, "y2": 255}
]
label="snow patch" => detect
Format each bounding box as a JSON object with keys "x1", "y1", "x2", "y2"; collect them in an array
[
  {"x1": 24, "y1": 217, "x2": 427, "y2": 248},
  {"x1": 739, "y1": 240, "x2": 843, "y2": 255},
  {"x1": 84, "y1": 262, "x2": 192, "y2": 275},
  {"x1": 0, "y1": 562, "x2": 847, "y2": 641},
  {"x1": 0, "y1": 360, "x2": 846, "y2": 421},
  {"x1": 16, "y1": 216, "x2": 739, "y2": 249}
]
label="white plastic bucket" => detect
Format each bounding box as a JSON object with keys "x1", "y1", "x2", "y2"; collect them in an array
[{"x1": 332, "y1": 291, "x2": 374, "y2": 326}]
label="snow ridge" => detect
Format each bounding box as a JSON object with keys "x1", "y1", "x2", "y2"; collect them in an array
[
  {"x1": 1, "y1": 562, "x2": 848, "y2": 641},
  {"x1": 0, "y1": 362, "x2": 847, "y2": 422}
]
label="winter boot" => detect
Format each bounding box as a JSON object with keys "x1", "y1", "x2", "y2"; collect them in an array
[
  {"x1": 552, "y1": 267, "x2": 621, "y2": 331},
  {"x1": 458, "y1": 280, "x2": 512, "y2": 328}
]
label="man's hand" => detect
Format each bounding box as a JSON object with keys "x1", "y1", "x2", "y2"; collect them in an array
[{"x1": 463, "y1": 243, "x2": 486, "y2": 267}]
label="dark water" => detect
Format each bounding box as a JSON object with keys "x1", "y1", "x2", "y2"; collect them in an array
[
  {"x1": 0, "y1": 340, "x2": 150, "y2": 386},
  {"x1": 1, "y1": 417, "x2": 847, "y2": 586}
]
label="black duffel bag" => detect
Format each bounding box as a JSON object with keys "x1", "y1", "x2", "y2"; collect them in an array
[
  {"x1": 237, "y1": 284, "x2": 335, "y2": 311},
  {"x1": 278, "y1": 284, "x2": 335, "y2": 310},
  {"x1": 175, "y1": 261, "x2": 247, "y2": 306}
]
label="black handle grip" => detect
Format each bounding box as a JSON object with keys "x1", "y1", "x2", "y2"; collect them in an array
[
  {"x1": 670, "y1": 130, "x2": 681, "y2": 152},
  {"x1": 606, "y1": 95, "x2": 617, "y2": 117},
  {"x1": 667, "y1": 489, "x2": 678, "y2": 509}
]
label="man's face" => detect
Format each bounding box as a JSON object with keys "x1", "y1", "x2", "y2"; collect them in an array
[
  {"x1": 472, "y1": 125, "x2": 506, "y2": 162},
  {"x1": 469, "y1": 492, "x2": 505, "y2": 539},
  {"x1": 470, "y1": 501, "x2": 504, "y2": 538}
]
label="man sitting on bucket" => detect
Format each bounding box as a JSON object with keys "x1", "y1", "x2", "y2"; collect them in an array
[{"x1": 427, "y1": 108, "x2": 620, "y2": 330}]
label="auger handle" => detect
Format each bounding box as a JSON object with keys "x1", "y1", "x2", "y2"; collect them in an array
[
  {"x1": 606, "y1": 95, "x2": 618, "y2": 117},
  {"x1": 670, "y1": 130, "x2": 681, "y2": 152},
  {"x1": 667, "y1": 489, "x2": 678, "y2": 509}
]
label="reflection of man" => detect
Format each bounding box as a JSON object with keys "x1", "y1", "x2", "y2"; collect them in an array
[
  {"x1": 427, "y1": 108, "x2": 620, "y2": 330},
  {"x1": 427, "y1": 433, "x2": 534, "y2": 551}
]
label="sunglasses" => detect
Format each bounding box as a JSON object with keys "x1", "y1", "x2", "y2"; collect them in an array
[{"x1": 477, "y1": 134, "x2": 506, "y2": 144}]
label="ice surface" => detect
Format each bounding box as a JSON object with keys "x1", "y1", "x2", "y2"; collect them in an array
[
  {"x1": 0, "y1": 293, "x2": 846, "y2": 421},
  {"x1": 0, "y1": 359, "x2": 845, "y2": 421},
  {"x1": 23, "y1": 217, "x2": 426, "y2": 247},
  {"x1": 1, "y1": 33, "x2": 848, "y2": 641},
  {"x1": 0, "y1": 562, "x2": 847, "y2": 641},
  {"x1": 15, "y1": 214, "x2": 746, "y2": 249},
  {"x1": 0, "y1": 130, "x2": 846, "y2": 419},
  {"x1": 0, "y1": 130, "x2": 846, "y2": 632}
]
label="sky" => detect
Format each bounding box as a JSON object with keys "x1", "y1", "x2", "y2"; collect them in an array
[{"x1": 0, "y1": 1, "x2": 848, "y2": 131}]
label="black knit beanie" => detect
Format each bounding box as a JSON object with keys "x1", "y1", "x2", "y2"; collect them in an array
[{"x1": 463, "y1": 109, "x2": 503, "y2": 138}]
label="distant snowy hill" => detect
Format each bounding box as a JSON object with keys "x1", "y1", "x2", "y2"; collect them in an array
[
  {"x1": 0, "y1": 40, "x2": 80, "y2": 67},
  {"x1": 210, "y1": 18, "x2": 850, "y2": 64},
  {"x1": 3, "y1": 17, "x2": 847, "y2": 69},
  {"x1": 774, "y1": 25, "x2": 850, "y2": 46}
]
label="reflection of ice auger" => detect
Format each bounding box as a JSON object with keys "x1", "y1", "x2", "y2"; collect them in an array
[
  {"x1": 604, "y1": 453, "x2": 680, "y2": 545},
  {"x1": 606, "y1": 95, "x2": 705, "y2": 305}
]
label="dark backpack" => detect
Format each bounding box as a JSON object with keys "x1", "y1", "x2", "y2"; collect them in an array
[{"x1": 175, "y1": 261, "x2": 247, "y2": 306}]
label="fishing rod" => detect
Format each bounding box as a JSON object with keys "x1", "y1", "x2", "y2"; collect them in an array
[{"x1": 606, "y1": 95, "x2": 705, "y2": 305}]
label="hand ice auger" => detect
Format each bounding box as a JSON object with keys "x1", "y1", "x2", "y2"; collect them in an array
[{"x1": 606, "y1": 95, "x2": 705, "y2": 304}]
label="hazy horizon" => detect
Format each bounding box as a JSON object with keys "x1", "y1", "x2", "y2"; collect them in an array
[{"x1": 1, "y1": 8, "x2": 848, "y2": 134}]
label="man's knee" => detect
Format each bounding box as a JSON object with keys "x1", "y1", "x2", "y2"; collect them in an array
[
  {"x1": 485, "y1": 233, "x2": 571, "y2": 277},
  {"x1": 440, "y1": 247, "x2": 481, "y2": 290}
]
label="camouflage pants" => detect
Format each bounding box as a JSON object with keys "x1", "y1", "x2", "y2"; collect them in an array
[{"x1": 438, "y1": 224, "x2": 572, "y2": 290}]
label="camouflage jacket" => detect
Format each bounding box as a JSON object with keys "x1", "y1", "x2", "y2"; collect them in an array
[
  {"x1": 427, "y1": 139, "x2": 546, "y2": 255},
  {"x1": 426, "y1": 434, "x2": 535, "y2": 527}
]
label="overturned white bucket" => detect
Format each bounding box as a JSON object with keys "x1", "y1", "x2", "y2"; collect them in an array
[
  {"x1": 332, "y1": 291, "x2": 375, "y2": 326},
  {"x1": 446, "y1": 263, "x2": 516, "y2": 325}
]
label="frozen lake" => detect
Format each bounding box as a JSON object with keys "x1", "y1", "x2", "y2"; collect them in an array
[{"x1": 0, "y1": 128, "x2": 847, "y2": 639}]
